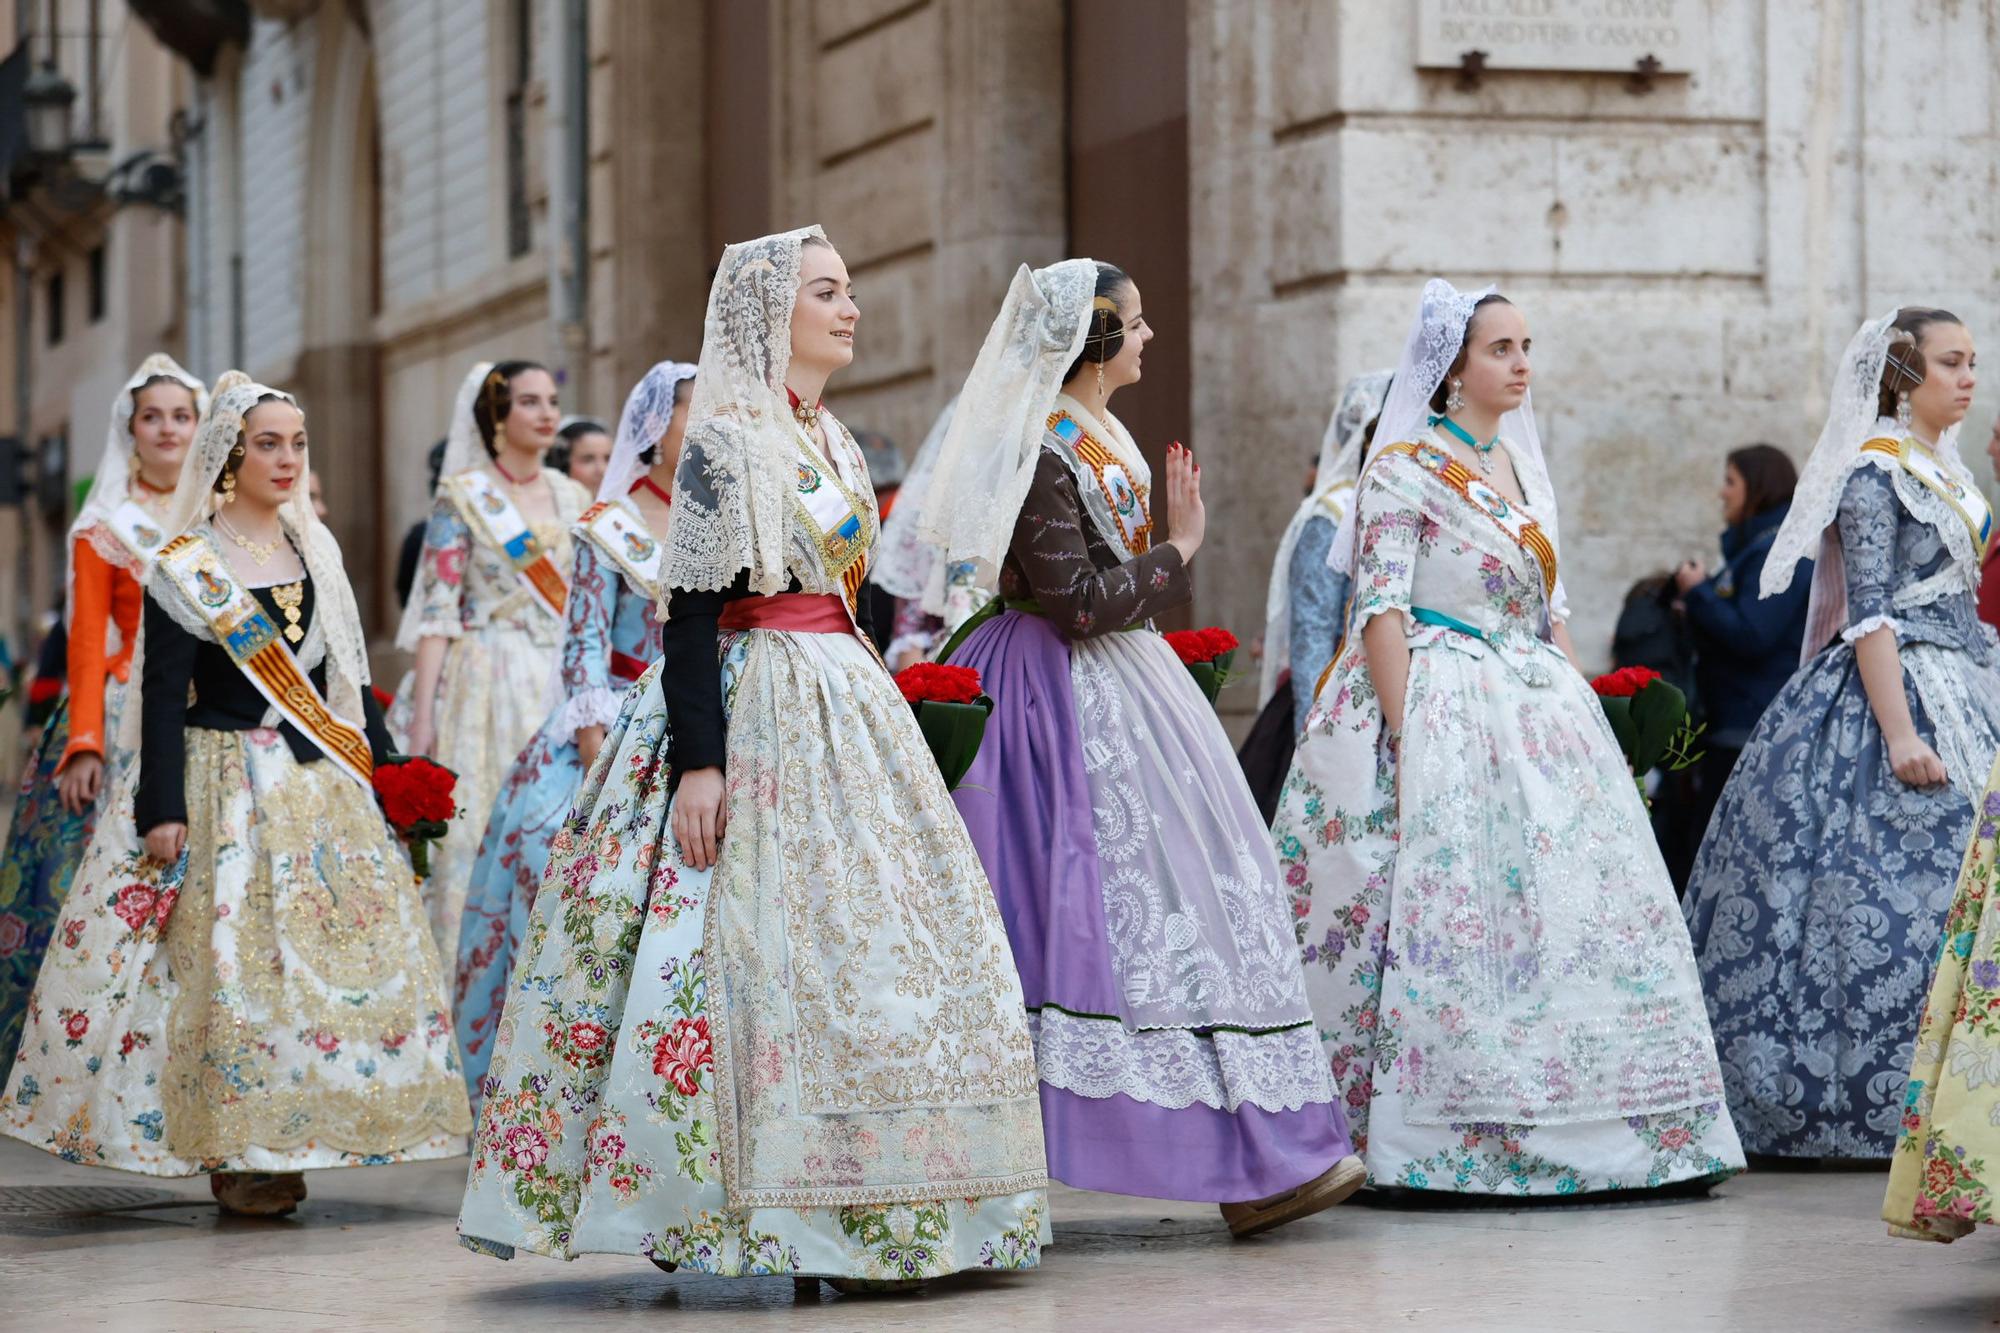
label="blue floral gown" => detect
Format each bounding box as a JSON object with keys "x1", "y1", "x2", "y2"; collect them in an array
[
  {"x1": 454, "y1": 511, "x2": 663, "y2": 1106},
  {"x1": 1685, "y1": 445, "x2": 2000, "y2": 1158}
]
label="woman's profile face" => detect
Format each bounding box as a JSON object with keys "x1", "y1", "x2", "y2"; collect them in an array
[
  {"x1": 564, "y1": 429, "x2": 611, "y2": 491},
  {"x1": 1719, "y1": 463, "x2": 1747, "y2": 527},
  {"x1": 1909, "y1": 321, "x2": 1976, "y2": 432},
  {"x1": 1455, "y1": 302, "x2": 1531, "y2": 417},
  {"x1": 790, "y1": 244, "x2": 858, "y2": 378}
]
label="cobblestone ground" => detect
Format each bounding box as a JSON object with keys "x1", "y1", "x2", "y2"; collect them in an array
[{"x1": 3, "y1": 1138, "x2": 1996, "y2": 1330}]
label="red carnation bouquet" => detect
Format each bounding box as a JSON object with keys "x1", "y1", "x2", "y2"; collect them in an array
[
  {"x1": 894, "y1": 662, "x2": 993, "y2": 791},
  {"x1": 372, "y1": 755, "x2": 459, "y2": 879},
  {"x1": 1589, "y1": 665, "x2": 1702, "y2": 789},
  {"x1": 1163, "y1": 626, "x2": 1241, "y2": 706}
]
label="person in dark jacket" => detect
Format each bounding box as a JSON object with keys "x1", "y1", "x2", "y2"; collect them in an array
[{"x1": 1669, "y1": 443, "x2": 1811, "y2": 882}]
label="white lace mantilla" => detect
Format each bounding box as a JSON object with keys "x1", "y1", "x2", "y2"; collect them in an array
[{"x1": 1029, "y1": 1009, "x2": 1333, "y2": 1114}]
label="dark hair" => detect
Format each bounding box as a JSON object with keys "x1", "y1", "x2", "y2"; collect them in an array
[
  {"x1": 547, "y1": 417, "x2": 607, "y2": 476},
  {"x1": 473, "y1": 360, "x2": 550, "y2": 457},
  {"x1": 1724, "y1": 443, "x2": 1798, "y2": 522},
  {"x1": 131, "y1": 373, "x2": 198, "y2": 421},
  {"x1": 1428, "y1": 294, "x2": 1514, "y2": 414},
  {"x1": 1063, "y1": 262, "x2": 1135, "y2": 386},
  {"x1": 1877, "y1": 306, "x2": 1961, "y2": 420},
  {"x1": 425, "y1": 438, "x2": 448, "y2": 493},
  {"x1": 212, "y1": 391, "x2": 296, "y2": 494}
]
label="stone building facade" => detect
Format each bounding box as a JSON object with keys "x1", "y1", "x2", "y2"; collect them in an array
[{"x1": 9, "y1": 1, "x2": 1999, "y2": 716}]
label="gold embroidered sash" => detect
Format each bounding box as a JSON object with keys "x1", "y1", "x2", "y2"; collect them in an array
[
  {"x1": 446, "y1": 470, "x2": 569, "y2": 619},
  {"x1": 155, "y1": 533, "x2": 373, "y2": 788},
  {"x1": 789, "y1": 426, "x2": 874, "y2": 610},
  {"x1": 101, "y1": 499, "x2": 169, "y2": 568},
  {"x1": 1379, "y1": 440, "x2": 1558, "y2": 599},
  {"x1": 1862, "y1": 436, "x2": 1994, "y2": 560},
  {"x1": 575, "y1": 498, "x2": 665, "y2": 602},
  {"x1": 1048, "y1": 410, "x2": 1152, "y2": 557}
]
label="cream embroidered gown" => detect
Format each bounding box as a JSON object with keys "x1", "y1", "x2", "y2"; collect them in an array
[
  {"x1": 393, "y1": 467, "x2": 590, "y2": 962},
  {"x1": 1271, "y1": 427, "x2": 1745, "y2": 1195},
  {"x1": 455, "y1": 414, "x2": 1049, "y2": 1279}
]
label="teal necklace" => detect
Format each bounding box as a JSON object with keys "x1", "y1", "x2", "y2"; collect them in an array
[{"x1": 1430, "y1": 414, "x2": 1500, "y2": 477}]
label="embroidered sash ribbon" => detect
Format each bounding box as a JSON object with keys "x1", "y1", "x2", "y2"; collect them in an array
[
  {"x1": 1379, "y1": 440, "x2": 1558, "y2": 600},
  {"x1": 1863, "y1": 436, "x2": 1994, "y2": 560},
  {"x1": 448, "y1": 470, "x2": 569, "y2": 619},
  {"x1": 155, "y1": 533, "x2": 373, "y2": 787},
  {"x1": 576, "y1": 498, "x2": 666, "y2": 601},
  {"x1": 789, "y1": 433, "x2": 874, "y2": 609},
  {"x1": 102, "y1": 499, "x2": 169, "y2": 568},
  {"x1": 1048, "y1": 410, "x2": 1151, "y2": 557}
]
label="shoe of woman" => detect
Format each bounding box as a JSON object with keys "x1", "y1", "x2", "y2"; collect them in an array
[{"x1": 1219, "y1": 1154, "x2": 1367, "y2": 1238}]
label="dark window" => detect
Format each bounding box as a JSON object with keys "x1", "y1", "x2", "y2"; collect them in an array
[
  {"x1": 46, "y1": 269, "x2": 63, "y2": 346},
  {"x1": 87, "y1": 245, "x2": 105, "y2": 323}
]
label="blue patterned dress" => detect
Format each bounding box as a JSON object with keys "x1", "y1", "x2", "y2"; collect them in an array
[
  {"x1": 454, "y1": 521, "x2": 661, "y2": 1106},
  {"x1": 1684, "y1": 455, "x2": 2000, "y2": 1158}
]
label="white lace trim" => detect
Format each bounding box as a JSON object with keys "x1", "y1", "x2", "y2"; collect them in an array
[
  {"x1": 1895, "y1": 565, "x2": 1973, "y2": 613},
  {"x1": 1841, "y1": 612, "x2": 1903, "y2": 644},
  {"x1": 549, "y1": 687, "x2": 623, "y2": 737},
  {"x1": 1028, "y1": 1009, "x2": 1334, "y2": 1114}
]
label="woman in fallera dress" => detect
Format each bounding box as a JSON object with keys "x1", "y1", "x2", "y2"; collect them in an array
[
  {"x1": 0, "y1": 356, "x2": 205, "y2": 1087},
  {"x1": 456, "y1": 226, "x2": 1048, "y2": 1292},
  {"x1": 1271, "y1": 278, "x2": 1744, "y2": 1197},
  {"x1": 0, "y1": 373, "x2": 469, "y2": 1217},
  {"x1": 1240, "y1": 368, "x2": 1393, "y2": 821},
  {"x1": 454, "y1": 360, "x2": 695, "y2": 1105},
  {"x1": 394, "y1": 361, "x2": 592, "y2": 963},
  {"x1": 906, "y1": 259, "x2": 1363, "y2": 1236},
  {"x1": 1686, "y1": 307, "x2": 2000, "y2": 1162}
]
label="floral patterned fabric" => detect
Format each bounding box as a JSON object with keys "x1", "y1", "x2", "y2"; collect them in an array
[
  {"x1": 0, "y1": 726, "x2": 469, "y2": 1173},
  {"x1": 390, "y1": 467, "x2": 590, "y2": 964},
  {"x1": 1885, "y1": 774, "x2": 2000, "y2": 1240},
  {"x1": 454, "y1": 530, "x2": 661, "y2": 1107},
  {"x1": 458, "y1": 415, "x2": 1047, "y2": 1279},
  {"x1": 1685, "y1": 462, "x2": 2000, "y2": 1158},
  {"x1": 456, "y1": 650, "x2": 1049, "y2": 1278},
  {"x1": 1271, "y1": 429, "x2": 1743, "y2": 1194}
]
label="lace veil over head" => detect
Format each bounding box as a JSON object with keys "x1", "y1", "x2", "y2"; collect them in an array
[
  {"x1": 1333, "y1": 277, "x2": 1567, "y2": 619},
  {"x1": 126, "y1": 372, "x2": 373, "y2": 754},
  {"x1": 1256, "y1": 367, "x2": 1391, "y2": 706},
  {"x1": 911, "y1": 259, "x2": 1097, "y2": 607},
  {"x1": 868, "y1": 395, "x2": 957, "y2": 602},
  {"x1": 68, "y1": 355, "x2": 209, "y2": 624},
  {"x1": 662, "y1": 224, "x2": 830, "y2": 596},
  {"x1": 1765, "y1": 308, "x2": 1977, "y2": 661},
  {"x1": 600, "y1": 360, "x2": 698, "y2": 503}
]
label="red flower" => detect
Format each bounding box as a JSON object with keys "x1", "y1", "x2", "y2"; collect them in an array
[
  {"x1": 153, "y1": 888, "x2": 178, "y2": 926},
  {"x1": 111, "y1": 884, "x2": 159, "y2": 934},
  {"x1": 63, "y1": 1011, "x2": 88, "y2": 1042},
  {"x1": 1164, "y1": 626, "x2": 1238, "y2": 665},
  {"x1": 1589, "y1": 665, "x2": 1663, "y2": 698},
  {"x1": 0, "y1": 914, "x2": 24, "y2": 957},
  {"x1": 312, "y1": 1030, "x2": 340, "y2": 1053},
  {"x1": 373, "y1": 756, "x2": 459, "y2": 831},
  {"x1": 567, "y1": 1021, "x2": 609, "y2": 1055},
  {"x1": 894, "y1": 662, "x2": 984, "y2": 706},
  {"x1": 61, "y1": 918, "x2": 85, "y2": 949},
  {"x1": 651, "y1": 1015, "x2": 713, "y2": 1096}
]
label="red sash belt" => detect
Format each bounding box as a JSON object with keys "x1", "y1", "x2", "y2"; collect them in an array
[
  {"x1": 610, "y1": 650, "x2": 649, "y2": 683},
  {"x1": 717, "y1": 592, "x2": 855, "y2": 635}
]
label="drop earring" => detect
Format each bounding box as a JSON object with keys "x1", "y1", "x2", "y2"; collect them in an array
[
  {"x1": 1095, "y1": 360, "x2": 1105, "y2": 396},
  {"x1": 1896, "y1": 389, "x2": 1913, "y2": 432},
  {"x1": 1446, "y1": 378, "x2": 1465, "y2": 414}
]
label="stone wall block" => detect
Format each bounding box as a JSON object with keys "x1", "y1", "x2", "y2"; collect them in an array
[{"x1": 813, "y1": 4, "x2": 941, "y2": 164}]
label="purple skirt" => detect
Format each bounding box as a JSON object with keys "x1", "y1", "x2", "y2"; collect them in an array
[{"x1": 952, "y1": 610, "x2": 1351, "y2": 1202}]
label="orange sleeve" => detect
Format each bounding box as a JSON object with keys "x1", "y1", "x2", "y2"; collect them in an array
[{"x1": 60, "y1": 539, "x2": 116, "y2": 769}]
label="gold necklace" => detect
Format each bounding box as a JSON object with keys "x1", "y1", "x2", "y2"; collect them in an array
[
  {"x1": 269, "y1": 580, "x2": 306, "y2": 644},
  {"x1": 216, "y1": 515, "x2": 282, "y2": 566}
]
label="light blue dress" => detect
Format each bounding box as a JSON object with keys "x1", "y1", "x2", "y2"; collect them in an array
[{"x1": 454, "y1": 522, "x2": 662, "y2": 1106}]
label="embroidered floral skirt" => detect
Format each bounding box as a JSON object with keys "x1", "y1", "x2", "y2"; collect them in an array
[
  {"x1": 0, "y1": 685, "x2": 128, "y2": 1091},
  {"x1": 1273, "y1": 627, "x2": 1744, "y2": 1196},
  {"x1": 0, "y1": 727, "x2": 470, "y2": 1174},
  {"x1": 454, "y1": 705, "x2": 591, "y2": 1109},
  {"x1": 457, "y1": 645, "x2": 1049, "y2": 1280},
  {"x1": 390, "y1": 618, "x2": 562, "y2": 965},
  {"x1": 951, "y1": 611, "x2": 1351, "y2": 1202},
  {"x1": 1885, "y1": 763, "x2": 2000, "y2": 1241},
  {"x1": 1685, "y1": 638, "x2": 2000, "y2": 1158}
]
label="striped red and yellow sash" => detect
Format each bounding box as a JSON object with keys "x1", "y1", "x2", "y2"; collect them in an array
[
  {"x1": 449, "y1": 470, "x2": 569, "y2": 620},
  {"x1": 1380, "y1": 440, "x2": 1558, "y2": 600},
  {"x1": 1048, "y1": 411, "x2": 1152, "y2": 555},
  {"x1": 156, "y1": 533, "x2": 373, "y2": 787}
]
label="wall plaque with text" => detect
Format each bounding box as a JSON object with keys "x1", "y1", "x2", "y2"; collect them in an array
[{"x1": 1416, "y1": 0, "x2": 1706, "y2": 75}]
